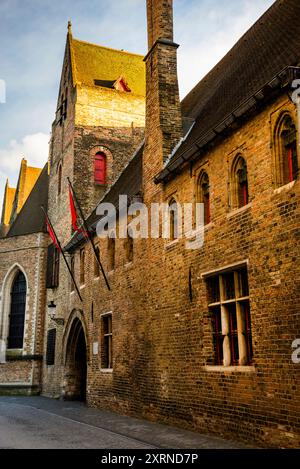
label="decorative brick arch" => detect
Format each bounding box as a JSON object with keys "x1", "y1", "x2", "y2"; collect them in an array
[
  {"x1": 229, "y1": 154, "x2": 249, "y2": 210},
  {"x1": 196, "y1": 169, "x2": 211, "y2": 225},
  {"x1": 62, "y1": 309, "x2": 89, "y2": 401},
  {"x1": 90, "y1": 146, "x2": 113, "y2": 186},
  {"x1": 273, "y1": 111, "x2": 299, "y2": 187},
  {"x1": 0, "y1": 263, "x2": 29, "y2": 361}
]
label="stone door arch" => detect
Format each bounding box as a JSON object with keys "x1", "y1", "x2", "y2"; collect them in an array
[{"x1": 63, "y1": 314, "x2": 88, "y2": 401}]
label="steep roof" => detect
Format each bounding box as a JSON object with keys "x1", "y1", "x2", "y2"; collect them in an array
[
  {"x1": 1, "y1": 181, "x2": 16, "y2": 226},
  {"x1": 158, "y1": 0, "x2": 300, "y2": 181},
  {"x1": 6, "y1": 164, "x2": 49, "y2": 238},
  {"x1": 9, "y1": 159, "x2": 42, "y2": 225},
  {"x1": 70, "y1": 37, "x2": 146, "y2": 96}
]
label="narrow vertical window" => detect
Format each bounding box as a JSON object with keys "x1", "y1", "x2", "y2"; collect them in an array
[
  {"x1": 101, "y1": 314, "x2": 113, "y2": 369},
  {"x1": 58, "y1": 164, "x2": 62, "y2": 196},
  {"x1": 125, "y1": 230, "x2": 134, "y2": 263},
  {"x1": 95, "y1": 152, "x2": 107, "y2": 185},
  {"x1": 108, "y1": 236, "x2": 115, "y2": 272},
  {"x1": 169, "y1": 198, "x2": 179, "y2": 241},
  {"x1": 70, "y1": 255, "x2": 75, "y2": 292},
  {"x1": 232, "y1": 156, "x2": 249, "y2": 209},
  {"x1": 198, "y1": 172, "x2": 211, "y2": 225},
  {"x1": 46, "y1": 244, "x2": 60, "y2": 289},
  {"x1": 80, "y1": 248, "x2": 85, "y2": 285},
  {"x1": 7, "y1": 271, "x2": 27, "y2": 350},
  {"x1": 282, "y1": 117, "x2": 298, "y2": 184},
  {"x1": 46, "y1": 329, "x2": 56, "y2": 366},
  {"x1": 94, "y1": 246, "x2": 100, "y2": 278},
  {"x1": 275, "y1": 114, "x2": 299, "y2": 187}
]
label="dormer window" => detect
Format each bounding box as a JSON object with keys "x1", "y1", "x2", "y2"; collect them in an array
[
  {"x1": 94, "y1": 76, "x2": 131, "y2": 92},
  {"x1": 114, "y1": 77, "x2": 131, "y2": 92}
]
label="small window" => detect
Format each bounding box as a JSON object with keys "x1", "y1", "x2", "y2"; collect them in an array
[
  {"x1": 281, "y1": 117, "x2": 298, "y2": 184},
  {"x1": 94, "y1": 246, "x2": 100, "y2": 278},
  {"x1": 95, "y1": 152, "x2": 107, "y2": 185},
  {"x1": 168, "y1": 198, "x2": 179, "y2": 241},
  {"x1": 275, "y1": 114, "x2": 299, "y2": 187},
  {"x1": 206, "y1": 266, "x2": 253, "y2": 367},
  {"x1": 108, "y1": 236, "x2": 115, "y2": 272},
  {"x1": 80, "y1": 248, "x2": 85, "y2": 285},
  {"x1": 58, "y1": 164, "x2": 62, "y2": 196},
  {"x1": 46, "y1": 329, "x2": 56, "y2": 366},
  {"x1": 46, "y1": 244, "x2": 60, "y2": 289},
  {"x1": 70, "y1": 255, "x2": 75, "y2": 292},
  {"x1": 125, "y1": 230, "x2": 134, "y2": 263},
  {"x1": 197, "y1": 172, "x2": 211, "y2": 225},
  {"x1": 231, "y1": 156, "x2": 249, "y2": 209},
  {"x1": 101, "y1": 314, "x2": 113, "y2": 369}
]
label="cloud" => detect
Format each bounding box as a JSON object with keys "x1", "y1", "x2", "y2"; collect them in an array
[
  {"x1": 0, "y1": 132, "x2": 49, "y2": 174},
  {"x1": 0, "y1": 133, "x2": 49, "y2": 218}
]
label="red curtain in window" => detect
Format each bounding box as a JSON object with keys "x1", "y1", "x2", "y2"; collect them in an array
[{"x1": 95, "y1": 152, "x2": 106, "y2": 185}]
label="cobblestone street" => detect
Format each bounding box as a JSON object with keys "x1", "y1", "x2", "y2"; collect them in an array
[{"x1": 0, "y1": 397, "x2": 248, "y2": 449}]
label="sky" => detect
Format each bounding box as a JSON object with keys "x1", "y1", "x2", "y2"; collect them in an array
[{"x1": 0, "y1": 0, "x2": 275, "y2": 215}]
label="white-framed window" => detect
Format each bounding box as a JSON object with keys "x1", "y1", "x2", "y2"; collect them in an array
[{"x1": 205, "y1": 265, "x2": 253, "y2": 366}]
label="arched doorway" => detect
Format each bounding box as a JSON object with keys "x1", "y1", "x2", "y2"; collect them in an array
[{"x1": 64, "y1": 318, "x2": 87, "y2": 401}]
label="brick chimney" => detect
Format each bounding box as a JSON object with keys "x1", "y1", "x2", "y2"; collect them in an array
[{"x1": 144, "y1": 0, "x2": 182, "y2": 180}]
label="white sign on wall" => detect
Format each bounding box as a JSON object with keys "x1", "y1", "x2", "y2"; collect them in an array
[{"x1": 93, "y1": 342, "x2": 99, "y2": 356}]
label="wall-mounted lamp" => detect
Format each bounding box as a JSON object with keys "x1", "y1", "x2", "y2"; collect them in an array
[
  {"x1": 47, "y1": 301, "x2": 64, "y2": 326},
  {"x1": 47, "y1": 301, "x2": 57, "y2": 319}
]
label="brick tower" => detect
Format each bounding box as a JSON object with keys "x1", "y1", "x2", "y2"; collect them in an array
[{"x1": 144, "y1": 0, "x2": 182, "y2": 201}]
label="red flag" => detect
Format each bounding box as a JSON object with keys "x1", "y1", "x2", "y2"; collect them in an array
[
  {"x1": 46, "y1": 218, "x2": 61, "y2": 252},
  {"x1": 68, "y1": 186, "x2": 89, "y2": 239},
  {"x1": 69, "y1": 186, "x2": 80, "y2": 232}
]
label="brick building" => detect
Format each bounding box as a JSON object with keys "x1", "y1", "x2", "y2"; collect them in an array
[
  {"x1": 1, "y1": 0, "x2": 300, "y2": 448},
  {"x1": 0, "y1": 161, "x2": 48, "y2": 394}
]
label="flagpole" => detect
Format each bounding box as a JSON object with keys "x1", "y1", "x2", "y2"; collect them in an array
[
  {"x1": 67, "y1": 178, "x2": 111, "y2": 292},
  {"x1": 41, "y1": 205, "x2": 83, "y2": 303}
]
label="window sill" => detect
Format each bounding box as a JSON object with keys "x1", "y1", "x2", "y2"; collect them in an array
[
  {"x1": 80, "y1": 284, "x2": 85, "y2": 290},
  {"x1": 100, "y1": 368, "x2": 113, "y2": 374},
  {"x1": 94, "y1": 276, "x2": 100, "y2": 281},
  {"x1": 204, "y1": 365, "x2": 255, "y2": 373},
  {"x1": 165, "y1": 239, "x2": 179, "y2": 250},
  {"x1": 5, "y1": 349, "x2": 23, "y2": 358},
  {"x1": 227, "y1": 203, "x2": 252, "y2": 218},
  {"x1": 273, "y1": 180, "x2": 296, "y2": 195}
]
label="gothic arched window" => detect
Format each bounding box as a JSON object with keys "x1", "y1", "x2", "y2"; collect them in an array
[
  {"x1": 169, "y1": 198, "x2": 179, "y2": 241},
  {"x1": 7, "y1": 271, "x2": 27, "y2": 349},
  {"x1": 197, "y1": 172, "x2": 211, "y2": 225},
  {"x1": 279, "y1": 116, "x2": 298, "y2": 185},
  {"x1": 231, "y1": 156, "x2": 249, "y2": 209},
  {"x1": 95, "y1": 152, "x2": 107, "y2": 185}
]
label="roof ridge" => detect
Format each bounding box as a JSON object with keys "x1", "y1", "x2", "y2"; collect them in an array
[{"x1": 72, "y1": 37, "x2": 144, "y2": 59}]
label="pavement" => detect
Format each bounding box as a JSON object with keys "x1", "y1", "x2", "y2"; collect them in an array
[{"x1": 0, "y1": 396, "x2": 249, "y2": 449}]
